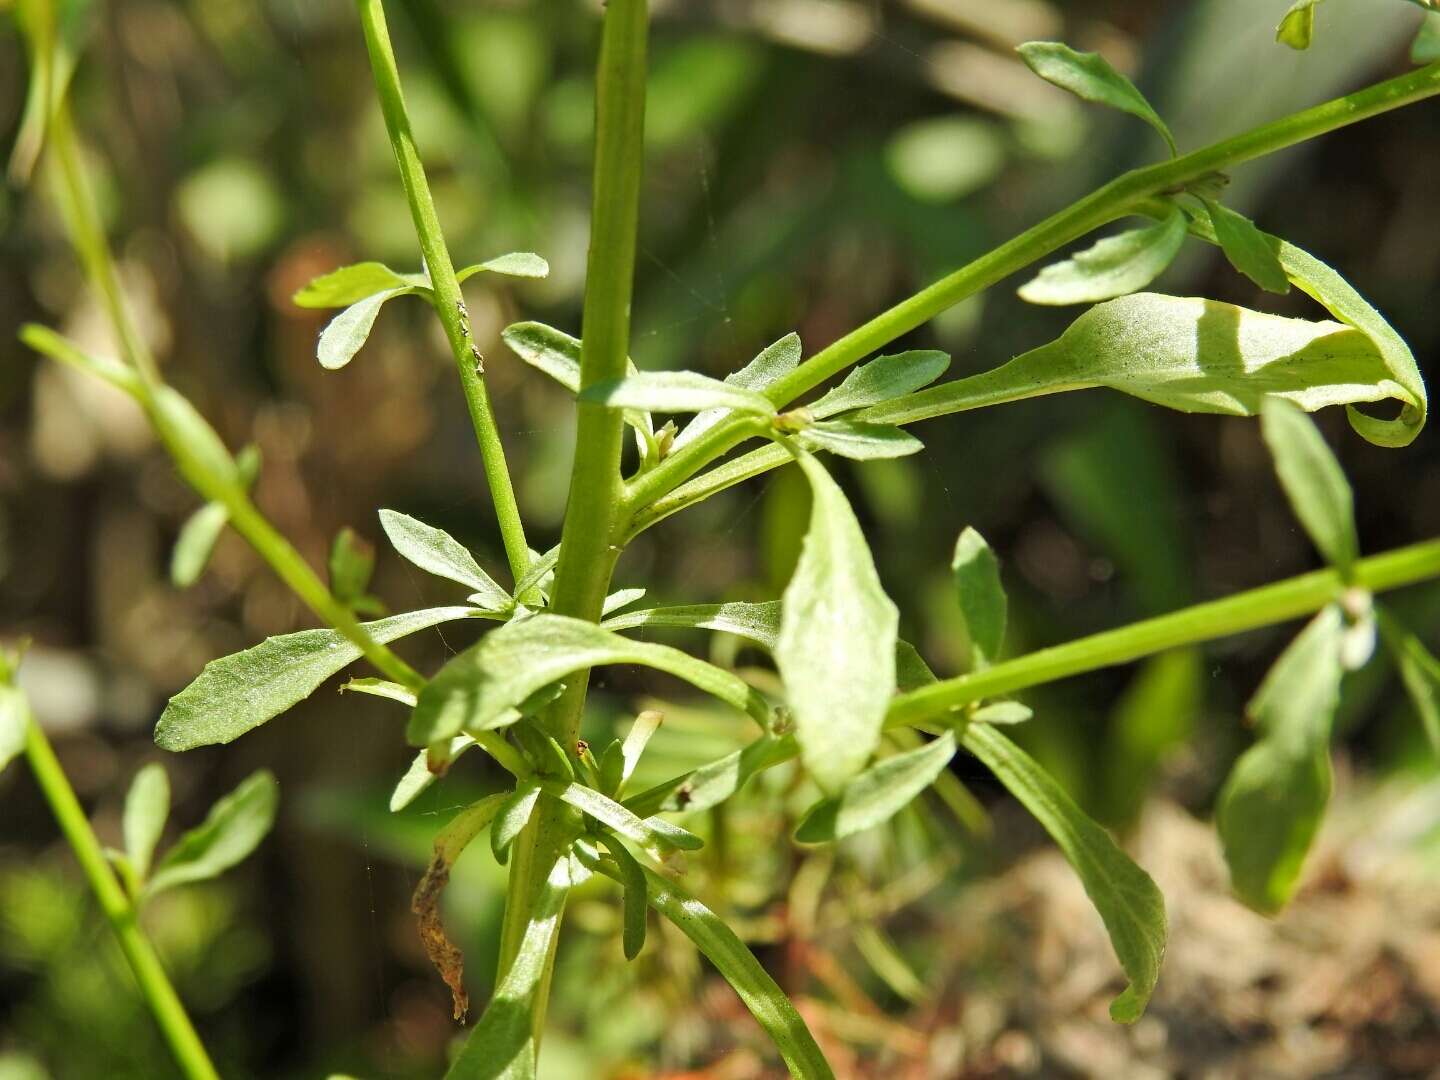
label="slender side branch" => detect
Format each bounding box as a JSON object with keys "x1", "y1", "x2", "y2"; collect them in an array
[
  {"x1": 23, "y1": 707, "x2": 219, "y2": 1080},
  {"x1": 355, "y1": 0, "x2": 531, "y2": 586},
  {"x1": 620, "y1": 61, "x2": 1440, "y2": 517},
  {"x1": 44, "y1": 100, "x2": 422, "y2": 690}
]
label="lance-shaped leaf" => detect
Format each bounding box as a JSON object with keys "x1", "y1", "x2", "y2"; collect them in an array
[
  {"x1": 1261, "y1": 399, "x2": 1358, "y2": 574},
  {"x1": 390, "y1": 736, "x2": 476, "y2": 812},
  {"x1": 491, "y1": 782, "x2": 542, "y2": 864},
  {"x1": 674, "y1": 333, "x2": 802, "y2": 450},
  {"x1": 21, "y1": 324, "x2": 142, "y2": 397},
  {"x1": 575, "y1": 845, "x2": 834, "y2": 1079},
  {"x1": 316, "y1": 286, "x2": 425, "y2": 371},
  {"x1": 601, "y1": 588, "x2": 647, "y2": 616},
  {"x1": 1379, "y1": 609, "x2": 1440, "y2": 758},
  {"x1": 151, "y1": 386, "x2": 242, "y2": 495},
  {"x1": 156, "y1": 606, "x2": 479, "y2": 751},
  {"x1": 626, "y1": 734, "x2": 796, "y2": 819},
  {"x1": 1203, "y1": 200, "x2": 1290, "y2": 295},
  {"x1": 455, "y1": 252, "x2": 549, "y2": 281},
  {"x1": 809, "y1": 350, "x2": 950, "y2": 419},
  {"x1": 410, "y1": 614, "x2": 771, "y2": 746},
  {"x1": 0, "y1": 681, "x2": 30, "y2": 778},
  {"x1": 580, "y1": 371, "x2": 776, "y2": 418},
  {"x1": 1018, "y1": 207, "x2": 1188, "y2": 306},
  {"x1": 600, "y1": 837, "x2": 649, "y2": 960},
  {"x1": 1216, "y1": 605, "x2": 1344, "y2": 914},
  {"x1": 1415, "y1": 12, "x2": 1440, "y2": 64},
  {"x1": 796, "y1": 420, "x2": 923, "y2": 460},
  {"x1": 123, "y1": 763, "x2": 170, "y2": 883},
  {"x1": 1277, "y1": 0, "x2": 1322, "y2": 49},
  {"x1": 795, "y1": 732, "x2": 956, "y2": 844},
  {"x1": 964, "y1": 724, "x2": 1166, "y2": 1022},
  {"x1": 379, "y1": 509, "x2": 511, "y2": 610},
  {"x1": 952, "y1": 527, "x2": 1007, "y2": 670},
  {"x1": 603, "y1": 601, "x2": 785, "y2": 646},
  {"x1": 777, "y1": 453, "x2": 899, "y2": 792},
  {"x1": 445, "y1": 852, "x2": 578, "y2": 1080},
  {"x1": 170, "y1": 502, "x2": 230, "y2": 589},
  {"x1": 293, "y1": 262, "x2": 413, "y2": 308},
  {"x1": 618, "y1": 711, "x2": 663, "y2": 794},
  {"x1": 145, "y1": 770, "x2": 278, "y2": 897},
  {"x1": 1017, "y1": 41, "x2": 1176, "y2": 156},
  {"x1": 538, "y1": 778, "x2": 703, "y2": 854},
  {"x1": 863, "y1": 291, "x2": 1426, "y2": 448}
]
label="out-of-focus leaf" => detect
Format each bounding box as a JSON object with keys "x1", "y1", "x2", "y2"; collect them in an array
[
  {"x1": 1415, "y1": 12, "x2": 1440, "y2": 63},
  {"x1": 795, "y1": 420, "x2": 923, "y2": 460},
  {"x1": 329, "y1": 527, "x2": 378, "y2": 606},
  {"x1": 156, "y1": 607, "x2": 478, "y2": 750},
  {"x1": 151, "y1": 387, "x2": 241, "y2": 494},
  {"x1": 20, "y1": 323, "x2": 141, "y2": 396},
  {"x1": 1019, "y1": 207, "x2": 1187, "y2": 305},
  {"x1": 455, "y1": 252, "x2": 549, "y2": 281},
  {"x1": 1379, "y1": 608, "x2": 1440, "y2": 758},
  {"x1": 293, "y1": 262, "x2": 411, "y2": 308},
  {"x1": 794, "y1": 732, "x2": 956, "y2": 843},
  {"x1": 410, "y1": 614, "x2": 771, "y2": 745},
  {"x1": 379, "y1": 509, "x2": 510, "y2": 610},
  {"x1": 1261, "y1": 399, "x2": 1358, "y2": 573},
  {"x1": 317, "y1": 287, "x2": 423, "y2": 371},
  {"x1": 1203, "y1": 200, "x2": 1290, "y2": 294},
  {"x1": 145, "y1": 770, "x2": 278, "y2": 896},
  {"x1": 964, "y1": 724, "x2": 1166, "y2": 1022},
  {"x1": 777, "y1": 453, "x2": 899, "y2": 792},
  {"x1": 809, "y1": 351, "x2": 950, "y2": 419},
  {"x1": 1017, "y1": 41, "x2": 1177, "y2": 155},
  {"x1": 1217, "y1": 606, "x2": 1344, "y2": 914},
  {"x1": 674, "y1": 333, "x2": 802, "y2": 450},
  {"x1": 952, "y1": 527, "x2": 1007, "y2": 670},
  {"x1": 123, "y1": 763, "x2": 169, "y2": 882},
  {"x1": 0, "y1": 683, "x2": 29, "y2": 777},
  {"x1": 580, "y1": 371, "x2": 776, "y2": 418},
  {"x1": 1100, "y1": 650, "x2": 1202, "y2": 826},
  {"x1": 170, "y1": 503, "x2": 230, "y2": 589},
  {"x1": 1277, "y1": 0, "x2": 1322, "y2": 49}
]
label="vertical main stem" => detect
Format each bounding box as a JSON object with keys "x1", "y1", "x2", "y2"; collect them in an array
[
  {"x1": 23, "y1": 713, "x2": 219, "y2": 1080},
  {"x1": 356, "y1": 0, "x2": 532, "y2": 587},
  {"x1": 494, "y1": 0, "x2": 650, "y2": 1048}
]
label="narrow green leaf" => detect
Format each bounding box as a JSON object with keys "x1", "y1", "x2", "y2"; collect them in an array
[
  {"x1": 317, "y1": 287, "x2": 422, "y2": 371},
  {"x1": 575, "y1": 846, "x2": 834, "y2": 1079},
  {"x1": 491, "y1": 782, "x2": 542, "y2": 864},
  {"x1": 445, "y1": 854, "x2": 577, "y2": 1080},
  {"x1": 1260, "y1": 399, "x2": 1358, "y2": 573},
  {"x1": 329, "y1": 527, "x2": 377, "y2": 605},
  {"x1": 293, "y1": 261, "x2": 411, "y2": 308},
  {"x1": 674, "y1": 332, "x2": 802, "y2": 450},
  {"x1": 625, "y1": 734, "x2": 796, "y2": 818},
  {"x1": 170, "y1": 502, "x2": 230, "y2": 588},
  {"x1": 20, "y1": 324, "x2": 142, "y2": 398},
  {"x1": 345, "y1": 677, "x2": 417, "y2": 706},
  {"x1": 777, "y1": 453, "x2": 899, "y2": 792},
  {"x1": 972, "y1": 701, "x2": 1033, "y2": 725},
  {"x1": 1378, "y1": 608, "x2": 1440, "y2": 758},
  {"x1": 538, "y1": 778, "x2": 702, "y2": 853},
  {"x1": 1276, "y1": 0, "x2": 1321, "y2": 49},
  {"x1": 0, "y1": 684, "x2": 30, "y2": 777},
  {"x1": 123, "y1": 763, "x2": 170, "y2": 882},
  {"x1": 146, "y1": 770, "x2": 278, "y2": 896},
  {"x1": 1018, "y1": 207, "x2": 1188, "y2": 305},
  {"x1": 619, "y1": 710, "x2": 663, "y2": 792},
  {"x1": 580, "y1": 371, "x2": 776, "y2": 417},
  {"x1": 796, "y1": 420, "x2": 923, "y2": 460},
  {"x1": 1415, "y1": 12, "x2": 1440, "y2": 64},
  {"x1": 809, "y1": 350, "x2": 950, "y2": 419},
  {"x1": 156, "y1": 606, "x2": 478, "y2": 750},
  {"x1": 603, "y1": 601, "x2": 784, "y2": 646},
  {"x1": 378, "y1": 509, "x2": 510, "y2": 609},
  {"x1": 151, "y1": 387, "x2": 241, "y2": 494},
  {"x1": 794, "y1": 732, "x2": 956, "y2": 844},
  {"x1": 964, "y1": 724, "x2": 1166, "y2": 1022},
  {"x1": 601, "y1": 587, "x2": 647, "y2": 616},
  {"x1": 601, "y1": 838, "x2": 649, "y2": 961},
  {"x1": 952, "y1": 527, "x2": 1007, "y2": 670},
  {"x1": 1017, "y1": 41, "x2": 1176, "y2": 156},
  {"x1": 1216, "y1": 606, "x2": 1344, "y2": 913},
  {"x1": 456, "y1": 252, "x2": 550, "y2": 281},
  {"x1": 410, "y1": 614, "x2": 770, "y2": 745},
  {"x1": 390, "y1": 736, "x2": 476, "y2": 812},
  {"x1": 501, "y1": 321, "x2": 582, "y2": 391},
  {"x1": 1203, "y1": 200, "x2": 1290, "y2": 295},
  {"x1": 514, "y1": 545, "x2": 560, "y2": 603},
  {"x1": 597, "y1": 739, "x2": 626, "y2": 797}
]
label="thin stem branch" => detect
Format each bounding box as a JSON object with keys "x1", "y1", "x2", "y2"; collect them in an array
[
  {"x1": 44, "y1": 100, "x2": 424, "y2": 690},
  {"x1": 22, "y1": 707, "x2": 219, "y2": 1080},
  {"x1": 620, "y1": 60, "x2": 1440, "y2": 518},
  {"x1": 491, "y1": 0, "x2": 650, "y2": 1053},
  {"x1": 355, "y1": 0, "x2": 532, "y2": 588}
]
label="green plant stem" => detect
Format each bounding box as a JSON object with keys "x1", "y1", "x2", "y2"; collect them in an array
[
  {"x1": 620, "y1": 60, "x2": 1440, "y2": 519},
  {"x1": 45, "y1": 96, "x2": 422, "y2": 691},
  {"x1": 355, "y1": 0, "x2": 532, "y2": 588},
  {"x1": 22, "y1": 709, "x2": 219, "y2": 1080},
  {"x1": 493, "y1": 0, "x2": 651, "y2": 1047},
  {"x1": 888, "y1": 536, "x2": 1440, "y2": 727}
]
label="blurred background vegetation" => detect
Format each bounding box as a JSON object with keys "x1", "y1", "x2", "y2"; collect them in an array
[{"x1": 3, "y1": 0, "x2": 1440, "y2": 1076}]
